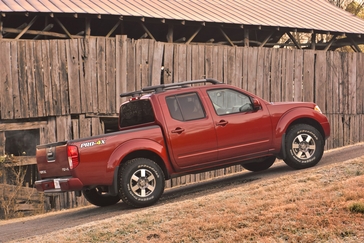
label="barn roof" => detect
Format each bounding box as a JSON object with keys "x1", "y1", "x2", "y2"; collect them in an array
[{"x1": 1, "y1": 0, "x2": 364, "y2": 36}]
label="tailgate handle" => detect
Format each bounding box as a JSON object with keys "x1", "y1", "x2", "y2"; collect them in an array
[{"x1": 46, "y1": 147, "x2": 56, "y2": 162}]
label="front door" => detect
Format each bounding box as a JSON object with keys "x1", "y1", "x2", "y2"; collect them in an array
[{"x1": 207, "y1": 88, "x2": 272, "y2": 160}]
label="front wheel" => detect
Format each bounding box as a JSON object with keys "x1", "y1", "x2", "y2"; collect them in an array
[
  {"x1": 284, "y1": 124, "x2": 324, "y2": 169},
  {"x1": 119, "y1": 158, "x2": 165, "y2": 208},
  {"x1": 83, "y1": 187, "x2": 120, "y2": 207}
]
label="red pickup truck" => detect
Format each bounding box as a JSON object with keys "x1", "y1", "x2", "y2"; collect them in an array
[{"x1": 35, "y1": 79, "x2": 330, "y2": 208}]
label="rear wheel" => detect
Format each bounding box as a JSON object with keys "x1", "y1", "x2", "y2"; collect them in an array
[
  {"x1": 242, "y1": 156, "x2": 276, "y2": 172},
  {"x1": 119, "y1": 158, "x2": 165, "y2": 208},
  {"x1": 83, "y1": 187, "x2": 120, "y2": 207},
  {"x1": 284, "y1": 124, "x2": 324, "y2": 169}
]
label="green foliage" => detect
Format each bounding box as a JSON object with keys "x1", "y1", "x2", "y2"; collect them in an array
[{"x1": 348, "y1": 202, "x2": 364, "y2": 214}]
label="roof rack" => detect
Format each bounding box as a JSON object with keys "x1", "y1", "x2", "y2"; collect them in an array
[{"x1": 120, "y1": 78, "x2": 222, "y2": 98}]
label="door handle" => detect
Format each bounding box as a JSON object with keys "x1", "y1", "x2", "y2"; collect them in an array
[
  {"x1": 171, "y1": 127, "x2": 185, "y2": 134},
  {"x1": 217, "y1": 120, "x2": 228, "y2": 126}
]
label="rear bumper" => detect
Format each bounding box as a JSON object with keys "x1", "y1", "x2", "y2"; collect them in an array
[{"x1": 35, "y1": 177, "x2": 84, "y2": 192}]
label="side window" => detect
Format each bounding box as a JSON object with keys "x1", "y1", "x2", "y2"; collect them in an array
[
  {"x1": 207, "y1": 89, "x2": 253, "y2": 115},
  {"x1": 166, "y1": 93, "x2": 205, "y2": 121}
]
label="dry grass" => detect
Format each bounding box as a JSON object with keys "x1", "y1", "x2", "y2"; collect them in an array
[{"x1": 14, "y1": 156, "x2": 364, "y2": 243}]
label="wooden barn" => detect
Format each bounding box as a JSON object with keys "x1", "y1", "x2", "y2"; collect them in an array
[{"x1": 0, "y1": 0, "x2": 364, "y2": 217}]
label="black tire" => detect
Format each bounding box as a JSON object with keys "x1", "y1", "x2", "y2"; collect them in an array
[
  {"x1": 242, "y1": 156, "x2": 276, "y2": 172},
  {"x1": 284, "y1": 124, "x2": 324, "y2": 169},
  {"x1": 82, "y1": 187, "x2": 120, "y2": 207},
  {"x1": 119, "y1": 158, "x2": 165, "y2": 208}
]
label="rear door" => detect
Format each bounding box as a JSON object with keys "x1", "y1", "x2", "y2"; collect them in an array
[
  {"x1": 159, "y1": 91, "x2": 218, "y2": 169},
  {"x1": 206, "y1": 88, "x2": 273, "y2": 160}
]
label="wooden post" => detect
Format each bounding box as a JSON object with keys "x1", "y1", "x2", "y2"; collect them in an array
[
  {"x1": 311, "y1": 32, "x2": 316, "y2": 50},
  {"x1": 244, "y1": 28, "x2": 249, "y2": 47},
  {"x1": 85, "y1": 18, "x2": 91, "y2": 37},
  {"x1": 0, "y1": 131, "x2": 5, "y2": 156},
  {"x1": 167, "y1": 24, "x2": 173, "y2": 43},
  {"x1": 0, "y1": 15, "x2": 3, "y2": 40}
]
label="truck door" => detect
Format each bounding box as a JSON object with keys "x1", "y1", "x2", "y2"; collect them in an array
[
  {"x1": 206, "y1": 88, "x2": 272, "y2": 160},
  {"x1": 159, "y1": 92, "x2": 218, "y2": 169}
]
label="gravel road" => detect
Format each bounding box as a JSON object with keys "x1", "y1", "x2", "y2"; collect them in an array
[{"x1": 1, "y1": 143, "x2": 363, "y2": 243}]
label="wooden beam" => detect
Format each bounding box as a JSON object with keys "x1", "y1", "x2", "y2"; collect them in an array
[
  {"x1": 15, "y1": 15, "x2": 38, "y2": 39},
  {"x1": 54, "y1": 17, "x2": 73, "y2": 39},
  {"x1": 259, "y1": 30, "x2": 275, "y2": 47},
  {"x1": 286, "y1": 32, "x2": 302, "y2": 49},
  {"x1": 219, "y1": 27, "x2": 234, "y2": 46},
  {"x1": 323, "y1": 34, "x2": 338, "y2": 51},
  {"x1": 33, "y1": 24, "x2": 54, "y2": 40},
  {"x1": 244, "y1": 28, "x2": 249, "y2": 47},
  {"x1": 349, "y1": 36, "x2": 362, "y2": 52},
  {"x1": 140, "y1": 21, "x2": 155, "y2": 40},
  {"x1": 0, "y1": 121, "x2": 48, "y2": 131},
  {"x1": 3, "y1": 27, "x2": 79, "y2": 39},
  {"x1": 4, "y1": 23, "x2": 27, "y2": 37},
  {"x1": 106, "y1": 19, "x2": 121, "y2": 37},
  {"x1": 166, "y1": 24, "x2": 173, "y2": 43},
  {"x1": 186, "y1": 26, "x2": 202, "y2": 44}
]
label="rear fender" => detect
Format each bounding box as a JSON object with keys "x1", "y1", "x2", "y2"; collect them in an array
[{"x1": 105, "y1": 139, "x2": 172, "y2": 182}]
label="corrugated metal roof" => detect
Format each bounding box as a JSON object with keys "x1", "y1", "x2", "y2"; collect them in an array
[{"x1": 1, "y1": 0, "x2": 364, "y2": 35}]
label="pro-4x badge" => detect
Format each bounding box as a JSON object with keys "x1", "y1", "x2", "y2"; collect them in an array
[{"x1": 80, "y1": 139, "x2": 106, "y2": 148}]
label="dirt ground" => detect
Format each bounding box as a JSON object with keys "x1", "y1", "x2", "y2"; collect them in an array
[{"x1": 0, "y1": 142, "x2": 363, "y2": 242}]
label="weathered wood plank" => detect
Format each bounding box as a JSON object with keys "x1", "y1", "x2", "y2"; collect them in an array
[
  {"x1": 314, "y1": 51, "x2": 326, "y2": 112},
  {"x1": 0, "y1": 42, "x2": 13, "y2": 119},
  {"x1": 40, "y1": 40, "x2": 53, "y2": 116},
  {"x1": 79, "y1": 38, "x2": 91, "y2": 113},
  {"x1": 262, "y1": 48, "x2": 272, "y2": 101},
  {"x1": 255, "y1": 47, "x2": 265, "y2": 98},
  {"x1": 247, "y1": 47, "x2": 258, "y2": 93},
  {"x1": 151, "y1": 41, "x2": 164, "y2": 86},
  {"x1": 225, "y1": 46, "x2": 236, "y2": 85},
  {"x1": 241, "y1": 47, "x2": 249, "y2": 90},
  {"x1": 347, "y1": 52, "x2": 356, "y2": 115},
  {"x1": 72, "y1": 119, "x2": 80, "y2": 140},
  {"x1": 17, "y1": 41, "x2": 29, "y2": 118},
  {"x1": 357, "y1": 53, "x2": 364, "y2": 114},
  {"x1": 10, "y1": 42, "x2": 21, "y2": 119},
  {"x1": 332, "y1": 51, "x2": 341, "y2": 114},
  {"x1": 293, "y1": 49, "x2": 303, "y2": 102},
  {"x1": 0, "y1": 131, "x2": 5, "y2": 156},
  {"x1": 57, "y1": 40, "x2": 70, "y2": 115},
  {"x1": 270, "y1": 48, "x2": 281, "y2": 102},
  {"x1": 0, "y1": 121, "x2": 47, "y2": 131},
  {"x1": 233, "y1": 47, "x2": 243, "y2": 88},
  {"x1": 87, "y1": 38, "x2": 98, "y2": 113},
  {"x1": 106, "y1": 38, "x2": 116, "y2": 114},
  {"x1": 97, "y1": 38, "x2": 107, "y2": 114},
  {"x1": 49, "y1": 40, "x2": 62, "y2": 115},
  {"x1": 56, "y1": 115, "x2": 72, "y2": 141},
  {"x1": 91, "y1": 117, "x2": 103, "y2": 136},
  {"x1": 116, "y1": 35, "x2": 128, "y2": 106},
  {"x1": 25, "y1": 41, "x2": 37, "y2": 117},
  {"x1": 284, "y1": 49, "x2": 294, "y2": 102},
  {"x1": 34, "y1": 41, "x2": 45, "y2": 117},
  {"x1": 79, "y1": 114, "x2": 91, "y2": 138},
  {"x1": 135, "y1": 39, "x2": 144, "y2": 90},
  {"x1": 339, "y1": 52, "x2": 348, "y2": 114},
  {"x1": 163, "y1": 43, "x2": 174, "y2": 84},
  {"x1": 46, "y1": 117, "x2": 57, "y2": 144},
  {"x1": 67, "y1": 39, "x2": 81, "y2": 114},
  {"x1": 126, "y1": 39, "x2": 136, "y2": 92},
  {"x1": 302, "y1": 50, "x2": 315, "y2": 102}
]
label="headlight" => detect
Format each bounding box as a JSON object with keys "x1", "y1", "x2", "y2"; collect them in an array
[{"x1": 314, "y1": 105, "x2": 322, "y2": 114}]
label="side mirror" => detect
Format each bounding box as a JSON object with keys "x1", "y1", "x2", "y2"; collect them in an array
[{"x1": 252, "y1": 98, "x2": 262, "y2": 110}]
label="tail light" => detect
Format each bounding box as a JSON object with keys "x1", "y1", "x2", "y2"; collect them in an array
[{"x1": 67, "y1": 145, "x2": 79, "y2": 169}]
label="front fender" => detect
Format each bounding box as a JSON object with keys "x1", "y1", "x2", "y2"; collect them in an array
[{"x1": 274, "y1": 108, "x2": 326, "y2": 150}]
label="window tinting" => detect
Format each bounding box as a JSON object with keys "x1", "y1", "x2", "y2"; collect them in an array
[
  {"x1": 119, "y1": 100, "x2": 155, "y2": 128},
  {"x1": 166, "y1": 93, "x2": 205, "y2": 121},
  {"x1": 207, "y1": 89, "x2": 253, "y2": 115}
]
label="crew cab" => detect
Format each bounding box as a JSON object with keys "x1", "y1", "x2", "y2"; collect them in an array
[{"x1": 35, "y1": 79, "x2": 330, "y2": 208}]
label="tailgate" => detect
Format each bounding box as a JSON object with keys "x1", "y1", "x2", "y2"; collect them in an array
[{"x1": 36, "y1": 141, "x2": 72, "y2": 179}]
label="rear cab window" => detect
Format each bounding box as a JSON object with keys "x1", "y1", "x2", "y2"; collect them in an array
[
  {"x1": 119, "y1": 99, "x2": 155, "y2": 128},
  {"x1": 166, "y1": 93, "x2": 206, "y2": 121}
]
